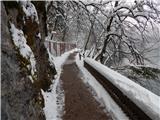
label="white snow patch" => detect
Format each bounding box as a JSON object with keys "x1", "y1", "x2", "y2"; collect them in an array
[
  {"x1": 37, "y1": 33, "x2": 41, "y2": 39},
  {"x1": 75, "y1": 55, "x2": 129, "y2": 120},
  {"x1": 85, "y1": 58, "x2": 160, "y2": 120},
  {"x1": 54, "y1": 48, "x2": 79, "y2": 74},
  {"x1": 20, "y1": 1, "x2": 39, "y2": 23},
  {"x1": 42, "y1": 48, "x2": 79, "y2": 120},
  {"x1": 41, "y1": 75, "x2": 64, "y2": 120},
  {"x1": 10, "y1": 23, "x2": 36, "y2": 82}
]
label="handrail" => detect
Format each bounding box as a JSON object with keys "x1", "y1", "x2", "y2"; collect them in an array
[
  {"x1": 84, "y1": 58, "x2": 160, "y2": 120},
  {"x1": 45, "y1": 40, "x2": 76, "y2": 56},
  {"x1": 45, "y1": 40, "x2": 76, "y2": 44}
]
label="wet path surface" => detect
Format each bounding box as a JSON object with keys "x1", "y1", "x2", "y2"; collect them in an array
[{"x1": 61, "y1": 53, "x2": 111, "y2": 120}]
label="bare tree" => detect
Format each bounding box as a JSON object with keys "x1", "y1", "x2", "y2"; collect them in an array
[
  {"x1": 76, "y1": 0, "x2": 160, "y2": 66},
  {"x1": 46, "y1": 0, "x2": 160, "y2": 66}
]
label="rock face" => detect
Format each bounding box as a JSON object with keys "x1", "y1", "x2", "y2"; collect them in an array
[{"x1": 1, "y1": 1, "x2": 56, "y2": 120}]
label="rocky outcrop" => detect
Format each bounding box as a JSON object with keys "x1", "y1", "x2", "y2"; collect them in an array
[{"x1": 1, "y1": 1, "x2": 57, "y2": 120}]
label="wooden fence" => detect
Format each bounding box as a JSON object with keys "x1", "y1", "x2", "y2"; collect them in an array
[{"x1": 45, "y1": 40, "x2": 76, "y2": 56}]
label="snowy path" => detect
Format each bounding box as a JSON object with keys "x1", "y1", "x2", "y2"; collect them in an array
[
  {"x1": 43, "y1": 50, "x2": 159, "y2": 120},
  {"x1": 60, "y1": 53, "x2": 112, "y2": 120}
]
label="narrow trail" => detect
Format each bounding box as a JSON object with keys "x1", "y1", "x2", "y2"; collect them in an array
[{"x1": 60, "y1": 52, "x2": 112, "y2": 120}]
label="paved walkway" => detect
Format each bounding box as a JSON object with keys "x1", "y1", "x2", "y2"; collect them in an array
[{"x1": 61, "y1": 53, "x2": 112, "y2": 120}]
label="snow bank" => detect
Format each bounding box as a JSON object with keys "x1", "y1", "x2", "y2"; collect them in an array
[
  {"x1": 10, "y1": 23, "x2": 36, "y2": 82},
  {"x1": 54, "y1": 48, "x2": 79, "y2": 74},
  {"x1": 75, "y1": 55, "x2": 129, "y2": 120},
  {"x1": 42, "y1": 48, "x2": 79, "y2": 120},
  {"x1": 85, "y1": 58, "x2": 160, "y2": 120},
  {"x1": 20, "y1": 1, "x2": 39, "y2": 23},
  {"x1": 41, "y1": 76, "x2": 64, "y2": 120}
]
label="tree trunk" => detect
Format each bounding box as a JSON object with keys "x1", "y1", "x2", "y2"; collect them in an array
[
  {"x1": 84, "y1": 21, "x2": 94, "y2": 51},
  {"x1": 96, "y1": 1, "x2": 119, "y2": 63}
]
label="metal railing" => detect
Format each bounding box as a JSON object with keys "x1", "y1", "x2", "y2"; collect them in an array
[{"x1": 45, "y1": 40, "x2": 76, "y2": 56}]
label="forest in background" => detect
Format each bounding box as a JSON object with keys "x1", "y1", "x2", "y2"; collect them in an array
[{"x1": 46, "y1": 0, "x2": 160, "y2": 67}]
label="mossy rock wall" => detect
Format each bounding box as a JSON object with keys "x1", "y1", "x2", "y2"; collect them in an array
[{"x1": 1, "y1": 1, "x2": 57, "y2": 120}]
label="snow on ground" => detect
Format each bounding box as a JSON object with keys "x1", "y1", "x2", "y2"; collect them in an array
[
  {"x1": 42, "y1": 48, "x2": 78, "y2": 120},
  {"x1": 75, "y1": 55, "x2": 129, "y2": 120},
  {"x1": 10, "y1": 23, "x2": 36, "y2": 82},
  {"x1": 85, "y1": 58, "x2": 160, "y2": 120},
  {"x1": 54, "y1": 48, "x2": 79, "y2": 74}
]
